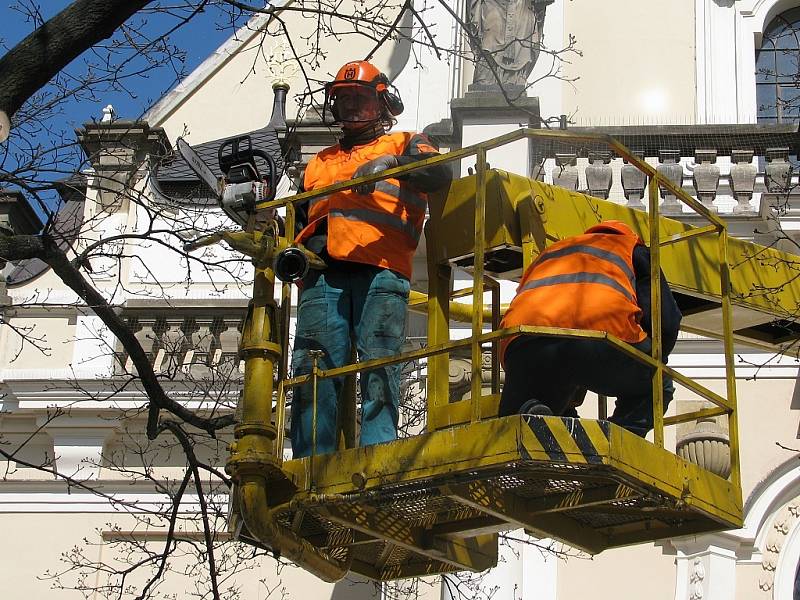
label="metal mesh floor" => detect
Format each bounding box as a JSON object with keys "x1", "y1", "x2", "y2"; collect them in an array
[
  {"x1": 269, "y1": 458, "x2": 716, "y2": 580},
  {"x1": 239, "y1": 416, "x2": 741, "y2": 581}
]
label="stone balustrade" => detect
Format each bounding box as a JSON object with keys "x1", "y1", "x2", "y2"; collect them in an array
[
  {"x1": 533, "y1": 124, "x2": 800, "y2": 217},
  {"x1": 115, "y1": 304, "x2": 246, "y2": 379},
  {"x1": 537, "y1": 144, "x2": 797, "y2": 216}
]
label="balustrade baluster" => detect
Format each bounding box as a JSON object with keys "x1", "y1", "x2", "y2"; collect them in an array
[
  {"x1": 621, "y1": 152, "x2": 647, "y2": 211},
  {"x1": 693, "y1": 149, "x2": 720, "y2": 213},
  {"x1": 730, "y1": 150, "x2": 758, "y2": 214},
  {"x1": 586, "y1": 151, "x2": 613, "y2": 199},
  {"x1": 552, "y1": 153, "x2": 578, "y2": 191},
  {"x1": 765, "y1": 147, "x2": 793, "y2": 194}
]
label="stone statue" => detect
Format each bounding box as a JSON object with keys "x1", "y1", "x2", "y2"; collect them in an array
[{"x1": 467, "y1": 0, "x2": 554, "y2": 91}]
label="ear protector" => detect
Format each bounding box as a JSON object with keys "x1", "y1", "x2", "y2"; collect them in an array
[{"x1": 380, "y1": 77, "x2": 404, "y2": 117}]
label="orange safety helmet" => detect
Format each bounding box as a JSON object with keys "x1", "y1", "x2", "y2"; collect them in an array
[
  {"x1": 584, "y1": 220, "x2": 637, "y2": 237},
  {"x1": 323, "y1": 60, "x2": 404, "y2": 125}
]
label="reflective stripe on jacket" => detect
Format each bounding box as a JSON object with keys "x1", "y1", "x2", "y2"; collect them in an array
[
  {"x1": 297, "y1": 131, "x2": 434, "y2": 279},
  {"x1": 499, "y1": 231, "x2": 648, "y2": 365}
]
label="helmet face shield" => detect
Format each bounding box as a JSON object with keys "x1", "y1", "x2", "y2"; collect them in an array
[
  {"x1": 328, "y1": 83, "x2": 382, "y2": 124},
  {"x1": 323, "y1": 61, "x2": 393, "y2": 126}
]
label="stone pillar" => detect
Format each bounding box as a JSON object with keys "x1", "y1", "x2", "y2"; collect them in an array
[
  {"x1": 621, "y1": 153, "x2": 647, "y2": 211},
  {"x1": 729, "y1": 150, "x2": 757, "y2": 214},
  {"x1": 585, "y1": 151, "x2": 613, "y2": 199},
  {"x1": 0, "y1": 191, "x2": 42, "y2": 235},
  {"x1": 450, "y1": 93, "x2": 540, "y2": 178},
  {"x1": 441, "y1": 537, "x2": 526, "y2": 600},
  {"x1": 74, "y1": 315, "x2": 117, "y2": 376},
  {"x1": 657, "y1": 150, "x2": 684, "y2": 216},
  {"x1": 671, "y1": 538, "x2": 739, "y2": 600},
  {"x1": 552, "y1": 153, "x2": 579, "y2": 191},
  {"x1": 521, "y1": 535, "x2": 558, "y2": 600},
  {"x1": 76, "y1": 119, "x2": 170, "y2": 281},
  {"x1": 693, "y1": 149, "x2": 720, "y2": 213}
]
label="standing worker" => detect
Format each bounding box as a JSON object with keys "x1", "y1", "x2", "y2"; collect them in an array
[
  {"x1": 498, "y1": 220, "x2": 682, "y2": 438},
  {"x1": 290, "y1": 60, "x2": 451, "y2": 457}
]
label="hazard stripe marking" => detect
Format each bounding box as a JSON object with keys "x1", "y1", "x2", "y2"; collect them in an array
[
  {"x1": 548, "y1": 418, "x2": 587, "y2": 464},
  {"x1": 581, "y1": 420, "x2": 611, "y2": 456},
  {"x1": 525, "y1": 417, "x2": 611, "y2": 464},
  {"x1": 566, "y1": 419, "x2": 604, "y2": 464},
  {"x1": 525, "y1": 418, "x2": 567, "y2": 462}
]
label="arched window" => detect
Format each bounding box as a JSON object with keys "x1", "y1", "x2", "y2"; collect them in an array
[{"x1": 757, "y1": 8, "x2": 800, "y2": 123}]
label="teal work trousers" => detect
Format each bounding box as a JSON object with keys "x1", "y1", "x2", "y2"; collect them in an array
[{"x1": 290, "y1": 265, "x2": 409, "y2": 457}]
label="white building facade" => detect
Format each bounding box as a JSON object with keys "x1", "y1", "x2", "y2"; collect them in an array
[{"x1": 5, "y1": 1, "x2": 800, "y2": 599}]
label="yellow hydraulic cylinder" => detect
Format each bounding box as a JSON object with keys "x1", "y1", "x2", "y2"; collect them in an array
[{"x1": 224, "y1": 231, "x2": 350, "y2": 582}]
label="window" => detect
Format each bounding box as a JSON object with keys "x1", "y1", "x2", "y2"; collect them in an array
[{"x1": 757, "y1": 8, "x2": 800, "y2": 123}]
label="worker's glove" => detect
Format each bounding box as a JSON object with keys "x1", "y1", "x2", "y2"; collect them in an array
[{"x1": 351, "y1": 155, "x2": 399, "y2": 195}]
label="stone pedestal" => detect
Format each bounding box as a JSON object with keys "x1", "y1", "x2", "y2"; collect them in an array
[
  {"x1": 450, "y1": 93, "x2": 540, "y2": 178},
  {"x1": 668, "y1": 536, "x2": 740, "y2": 600},
  {"x1": 765, "y1": 147, "x2": 793, "y2": 193},
  {"x1": 77, "y1": 120, "x2": 169, "y2": 208}
]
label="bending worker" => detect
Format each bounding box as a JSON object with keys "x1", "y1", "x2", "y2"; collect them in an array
[
  {"x1": 290, "y1": 60, "x2": 451, "y2": 457},
  {"x1": 498, "y1": 220, "x2": 682, "y2": 438}
]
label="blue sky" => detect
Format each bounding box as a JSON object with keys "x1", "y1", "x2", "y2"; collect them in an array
[
  {"x1": 0, "y1": 2, "x2": 237, "y2": 125},
  {"x1": 0, "y1": 2, "x2": 244, "y2": 218}
]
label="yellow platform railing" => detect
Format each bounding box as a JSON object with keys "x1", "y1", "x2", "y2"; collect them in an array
[{"x1": 255, "y1": 128, "x2": 741, "y2": 494}]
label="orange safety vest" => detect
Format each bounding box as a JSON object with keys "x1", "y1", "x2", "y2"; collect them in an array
[
  {"x1": 499, "y1": 231, "x2": 648, "y2": 365},
  {"x1": 297, "y1": 132, "x2": 436, "y2": 280}
]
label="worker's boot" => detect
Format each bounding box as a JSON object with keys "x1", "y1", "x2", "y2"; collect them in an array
[{"x1": 518, "y1": 398, "x2": 553, "y2": 417}]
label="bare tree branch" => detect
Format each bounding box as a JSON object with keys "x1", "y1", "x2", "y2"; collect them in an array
[{"x1": 0, "y1": 0, "x2": 153, "y2": 140}]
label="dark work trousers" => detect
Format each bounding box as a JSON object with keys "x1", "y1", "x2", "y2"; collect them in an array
[
  {"x1": 290, "y1": 265, "x2": 410, "y2": 458},
  {"x1": 499, "y1": 335, "x2": 675, "y2": 437}
]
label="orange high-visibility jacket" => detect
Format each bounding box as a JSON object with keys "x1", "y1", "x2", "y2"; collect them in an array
[
  {"x1": 499, "y1": 231, "x2": 648, "y2": 365},
  {"x1": 297, "y1": 132, "x2": 436, "y2": 279}
]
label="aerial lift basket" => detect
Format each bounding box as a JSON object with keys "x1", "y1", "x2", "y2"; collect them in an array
[{"x1": 220, "y1": 129, "x2": 800, "y2": 581}]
